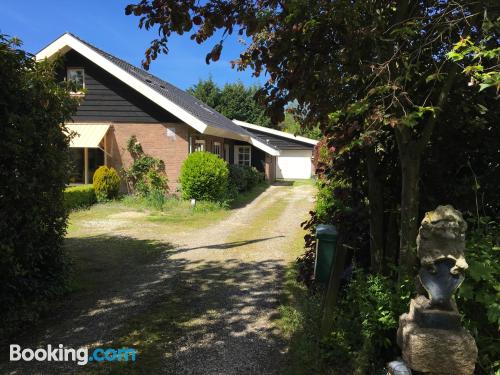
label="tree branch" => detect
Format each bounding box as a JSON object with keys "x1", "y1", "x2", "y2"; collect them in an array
[{"x1": 417, "y1": 63, "x2": 459, "y2": 153}]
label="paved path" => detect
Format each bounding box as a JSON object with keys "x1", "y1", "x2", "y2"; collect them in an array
[{"x1": 1, "y1": 183, "x2": 314, "y2": 374}]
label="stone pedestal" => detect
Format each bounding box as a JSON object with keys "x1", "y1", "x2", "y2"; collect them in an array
[{"x1": 398, "y1": 297, "x2": 477, "y2": 375}]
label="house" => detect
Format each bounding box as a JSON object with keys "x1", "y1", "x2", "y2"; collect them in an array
[
  {"x1": 35, "y1": 33, "x2": 317, "y2": 189},
  {"x1": 233, "y1": 120, "x2": 317, "y2": 179}
]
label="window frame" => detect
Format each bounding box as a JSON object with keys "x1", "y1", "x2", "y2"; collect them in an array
[
  {"x1": 235, "y1": 145, "x2": 251, "y2": 166},
  {"x1": 194, "y1": 139, "x2": 206, "y2": 152},
  {"x1": 67, "y1": 67, "x2": 85, "y2": 94},
  {"x1": 213, "y1": 142, "x2": 222, "y2": 157}
]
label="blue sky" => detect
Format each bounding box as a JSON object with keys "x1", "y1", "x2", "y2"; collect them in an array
[{"x1": 0, "y1": 0, "x2": 264, "y2": 90}]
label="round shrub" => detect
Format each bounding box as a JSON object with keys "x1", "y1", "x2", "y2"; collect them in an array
[
  {"x1": 180, "y1": 151, "x2": 229, "y2": 202},
  {"x1": 93, "y1": 166, "x2": 120, "y2": 202}
]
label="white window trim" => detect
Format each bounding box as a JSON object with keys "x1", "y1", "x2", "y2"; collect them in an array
[
  {"x1": 213, "y1": 142, "x2": 222, "y2": 157},
  {"x1": 194, "y1": 139, "x2": 205, "y2": 152},
  {"x1": 234, "y1": 145, "x2": 251, "y2": 166},
  {"x1": 67, "y1": 67, "x2": 85, "y2": 94}
]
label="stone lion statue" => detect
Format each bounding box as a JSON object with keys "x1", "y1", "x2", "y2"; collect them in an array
[{"x1": 416, "y1": 205, "x2": 468, "y2": 275}]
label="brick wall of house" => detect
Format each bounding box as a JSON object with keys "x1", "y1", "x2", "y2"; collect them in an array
[{"x1": 107, "y1": 122, "x2": 189, "y2": 192}]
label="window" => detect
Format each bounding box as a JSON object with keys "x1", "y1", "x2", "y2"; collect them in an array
[
  {"x1": 67, "y1": 68, "x2": 85, "y2": 93},
  {"x1": 235, "y1": 146, "x2": 251, "y2": 166},
  {"x1": 213, "y1": 142, "x2": 222, "y2": 157},
  {"x1": 68, "y1": 147, "x2": 104, "y2": 184},
  {"x1": 194, "y1": 139, "x2": 205, "y2": 152}
]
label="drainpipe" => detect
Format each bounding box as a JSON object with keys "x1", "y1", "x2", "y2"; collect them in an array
[
  {"x1": 84, "y1": 147, "x2": 89, "y2": 184},
  {"x1": 103, "y1": 134, "x2": 108, "y2": 166}
]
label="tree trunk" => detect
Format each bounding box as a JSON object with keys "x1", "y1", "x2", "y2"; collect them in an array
[
  {"x1": 397, "y1": 142, "x2": 420, "y2": 279},
  {"x1": 394, "y1": 65, "x2": 458, "y2": 281},
  {"x1": 365, "y1": 147, "x2": 385, "y2": 273},
  {"x1": 383, "y1": 208, "x2": 400, "y2": 275}
]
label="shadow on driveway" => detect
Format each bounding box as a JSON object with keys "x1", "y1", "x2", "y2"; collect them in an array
[
  {"x1": 1, "y1": 234, "x2": 288, "y2": 374},
  {"x1": 175, "y1": 235, "x2": 285, "y2": 252}
]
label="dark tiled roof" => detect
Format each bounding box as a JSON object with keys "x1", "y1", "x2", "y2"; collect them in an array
[
  {"x1": 244, "y1": 128, "x2": 314, "y2": 150},
  {"x1": 68, "y1": 33, "x2": 252, "y2": 138}
]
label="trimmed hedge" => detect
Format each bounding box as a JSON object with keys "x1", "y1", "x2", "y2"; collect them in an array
[
  {"x1": 0, "y1": 35, "x2": 78, "y2": 338},
  {"x1": 180, "y1": 151, "x2": 229, "y2": 202},
  {"x1": 93, "y1": 166, "x2": 121, "y2": 202},
  {"x1": 64, "y1": 185, "x2": 96, "y2": 210}
]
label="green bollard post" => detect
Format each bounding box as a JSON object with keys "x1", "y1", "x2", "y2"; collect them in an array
[{"x1": 314, "y1": 224, "x2": 338, "y2": 283}]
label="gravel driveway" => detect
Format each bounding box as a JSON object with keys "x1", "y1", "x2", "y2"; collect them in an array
[{"x1": 1, "y1": 182, "x2": 314, "y2": 374}]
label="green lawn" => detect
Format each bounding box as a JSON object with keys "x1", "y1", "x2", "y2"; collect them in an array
[{"x1": 68, "y1": 183, "x2": 270, "y2": 234}]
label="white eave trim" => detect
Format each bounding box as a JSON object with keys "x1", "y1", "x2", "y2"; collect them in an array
[
  {"x1": 36, "y1": 33, "x2": 208, "y2": 134},
  {"x1": 249, "y1": 137, "x2": 280, "y2": 156},
  {"x1": 233, "y1": 119, "x2": 318, "y2": 145}
]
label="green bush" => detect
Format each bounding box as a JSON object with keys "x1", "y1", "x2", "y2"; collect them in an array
[
  {"x1": 244, "y1": 165, "x2": 264, "y2": 189},
  {"x1": 135, "y1": 168, "x2": 168, "y2": 197},
  {"x1": 64, "y1": 185, "x2": 96, "y2": 210},
  {"x1": 457, "y1": 219, "x2": 500, "y2": 374},
  {"x1": 320, "y1": 269, "x2": 411, "y2": 373},
  {"x1": 122, "y1": 135, "x2": 169, "y2": 197},
  {"x1": 229, "y1": 164, "x2": 248, "y2": 192},
  {"x1": 0, "y1": 35, "x2": 77, "y2": 337},
  {"x1": 145, "y1": 188, "x2": 166, "y2": 210},
  {"x1": 93, "y1": 166, "x2": 120, "y2": 202},
  {"x1": 180, "y1": 151, "x2": 229, "y2": 202},
  {"x1": 228, "y1": 164, "x2": 265, "y2": 193}
]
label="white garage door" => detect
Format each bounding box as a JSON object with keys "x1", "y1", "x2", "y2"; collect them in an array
[{"x1": 276, "y1": 149, "x2": 313, "y2": 179}]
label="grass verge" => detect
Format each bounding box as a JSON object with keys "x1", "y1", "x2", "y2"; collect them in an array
[{"x1": 276, "y1": 231, "x2": 323, "y2": 374}]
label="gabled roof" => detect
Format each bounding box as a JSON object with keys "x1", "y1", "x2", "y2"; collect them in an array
[
  {"x1": 233, "y1": 120, "x2": 318, "y2": 150},
  {"x1": 35, "y1": 33, "x2": 279, "y2": 156}
]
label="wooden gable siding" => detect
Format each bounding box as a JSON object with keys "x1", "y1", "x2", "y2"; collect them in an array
[{"x1": 62, "y1": 50, "x2": 180, "y2": 123}]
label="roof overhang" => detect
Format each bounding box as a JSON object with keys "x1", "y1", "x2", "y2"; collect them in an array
[
  {"x1": 37, "y1": 34, "x2": 280, "y2": 156},
  {"x1": 203, "y1": 126, "x2": 279, "y2": 155},
  {"x1": 249, "y1": 137, "x2": 280, "y2": 156},
  {"x1": 233, "y1": 119, "x2": 319, "y2": 146},
  {"x1": 36, "y1": 34, "x2": 209, "y2": 134}
]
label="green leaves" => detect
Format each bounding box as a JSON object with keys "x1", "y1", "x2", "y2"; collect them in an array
[
  {"x1": 456, "y1": 221, "x2": 500, "y2": 372},
  {"x1": 425, "y1": 72, "x2": 445, "y2": 83},
  {"x1": 93, "y1": 166, "x2": 121, "y2": 202},
  {"x1": 346, "y1": 100, "x2": 369, "y2": 117},
  {"x1": 448, "y1": 33, "x2": 500, "y2": 94},
  {"x1": 0, "y1": 34, "x2": 77, "y2": 336},
  {"x1": 400, "y1": 106, "x2": 436, "y2": 128},
  {"x1": 188, "y1": 79, "x2": 272, "y2": 127},
  {"x1": 319, "y1": 268, "x2": 412, "y2": 372},
  {"x1": 179, "y1": 151, "x2": 229, "y2": 202},
  {"x1": 123, "y1": 136, "x2": 169, "y2": 197}
]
